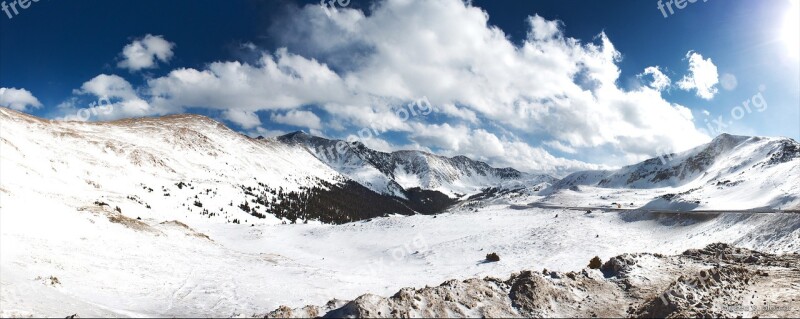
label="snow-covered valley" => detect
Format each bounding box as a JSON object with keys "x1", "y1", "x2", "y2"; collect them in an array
[
  {"x1": 1, "y1": 107, "x2": 799, "y2": 317},
  {"x1": 3, "y1": 195, "x2": 799, "y2": 317}
]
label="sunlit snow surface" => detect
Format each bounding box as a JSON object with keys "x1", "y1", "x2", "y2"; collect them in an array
[{"x1": 1, "y1": 108, "x2": 798, "y2": 317}]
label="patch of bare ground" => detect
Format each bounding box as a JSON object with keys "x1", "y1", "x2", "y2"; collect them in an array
[
  {"x1": 106, "y1": 213, "x2": 157, "y2": 233},
  {"x1": 260, "y1": 243, "x2": 800, "y2": 318},
  {"x1": 78, "y1": 205, "x2": 161, "y2": 235},
  {"x1": 159, "y1": 220, "x2": 212, "y2": 241}
]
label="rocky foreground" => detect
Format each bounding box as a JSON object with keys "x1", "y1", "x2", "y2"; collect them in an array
[{"x1": 263, "y1": 243, "x2": 799, "y2": 318}]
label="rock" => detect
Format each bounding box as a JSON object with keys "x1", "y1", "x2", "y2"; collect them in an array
[{"x1": 588, "y1": 256, "x2": 603, "y2": 269}]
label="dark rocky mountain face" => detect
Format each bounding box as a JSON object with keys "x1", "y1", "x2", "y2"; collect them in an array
[
  {"x1": 269, "y1": 131, "x2": 559, "y2": 223},
  {"x1": 277, "y1": 130, "x2": 548, "y2": 197},
  {"x1": 764, "y1": 139, "x2": 800, "y2": 166}
]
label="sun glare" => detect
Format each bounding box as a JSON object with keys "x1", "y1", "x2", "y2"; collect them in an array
[{"x1": 782, "y1": 0, "x2": 800, "y2": 58}]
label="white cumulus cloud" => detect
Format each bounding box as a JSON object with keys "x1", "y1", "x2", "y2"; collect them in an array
[
  {"x1": 638, "y1": 66, "x2": 671, "y2": 91},
  {"x1": 118, "y1": 34, "x2": 175, "y2": 72},
  {"x1": 57, "y1": 74, "x2": 153, "y2": 121},
  {"x1": 0, "y1": 87, "x2": 42, "y2": 111},
  {"x1": 677, "y1": 51, "x2": 719, "y2": 100},
  {"x1": 222, "y1": 109, "x2": 262, "y2": 129},
  {"x1": 262, "y1": 1, "x2": 709, "y2": 161},
  {"x1": 406, "y1": 123, "x2": 602, "y2": 175},
  {"x1": 61, "y1": 0, "x2": 716, "y2": 174},
  {"x1": 270, "y1": 110, "x2": 323, "y2": 130},
  {"x1": 147, "y1": 48, "x2": 349, "y2": 112}
]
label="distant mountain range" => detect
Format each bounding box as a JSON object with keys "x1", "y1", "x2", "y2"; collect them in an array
[
  {"x1": 277, "y1": 130, "x2": 555, "y2": 198},
  {"x1": 543, "y1": 133, "x2": 800, "y2": 210},
  {"x1": 1, "y1": 107, "x2": 797, "y2": 226}
]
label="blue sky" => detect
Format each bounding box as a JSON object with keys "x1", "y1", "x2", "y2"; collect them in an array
[{"x1": 1, "y1": 0, "x2": 798, "y2": 175}]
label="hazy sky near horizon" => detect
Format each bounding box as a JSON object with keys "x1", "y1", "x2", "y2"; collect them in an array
[{"x1": 1, "y1": 0, "x2": 798, "y2": 174}]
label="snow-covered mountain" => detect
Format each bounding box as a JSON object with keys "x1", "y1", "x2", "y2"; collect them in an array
[
  {"x1": 277, "y1": 131, "x2": 555, "y2": 198},
  {"x1": 2, "y1": 106, "x2": 798, "y2": 317},
  {"x1": 0, "y1": 107, "x2": 545, "y2": 224},
  {"x1": 542, "y1": 134, "x2": 800, "y2": 210},
  {"x1": 3, "y1": 105, "x2": 795, "y2": 222}
]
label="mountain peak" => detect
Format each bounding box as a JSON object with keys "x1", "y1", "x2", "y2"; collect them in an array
[
  {"x1": 702, "y1": 133, "x2": 754, "y2": 155},
  {"x1": 269, "y1": 130, "x2": 543, "y2": 197},
  {"x1": 710, "y1": 133, "x2": 749, "y2": 144},
  {"x1": 286, "y1": 130, "x2": 308, "y2": 136},
  {"x1": 277, "y1": 130, "x2": 313, "y2": 144},
  {"x1": 279, "y1": 130, "x2": 311, "y2": 139}
]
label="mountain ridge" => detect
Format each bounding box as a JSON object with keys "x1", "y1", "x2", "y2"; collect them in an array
[
  {"x1": 0, "y1": 107, "x2": 544, "y2": 224},
  {"x1": 541, "y1": 132, "x2": 800, "y2": 210},
  {"x1": 276, "y1": 129, "x2": 552, "y2": 198},
  {"x1": 3, "y1": 106, "x2": 797, "y2": 216}
]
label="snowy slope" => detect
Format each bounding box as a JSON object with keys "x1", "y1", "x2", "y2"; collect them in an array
[
  {"x1": 0, "y1": 107, "x2": 539, "y2": 224},
  {"x1": 0, "y1": 107, "x2": 357, "y2": 225},
  {"x1": 1, "y1": 107, "x2": 798, "y2": 317},
  {"x1": 2, "y1": 196, "x2": 798, "y2": 317},
  {"x1": 278, "y1": 131, "x2": 556, "y2": 198},
  {"x1": 542, "y1": 134, "x2": 800, "y2": 210}
]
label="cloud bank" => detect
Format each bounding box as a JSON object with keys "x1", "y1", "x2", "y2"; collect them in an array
[{"x1": 45, "y1": 0, "x2": 716, "y2": 175}]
